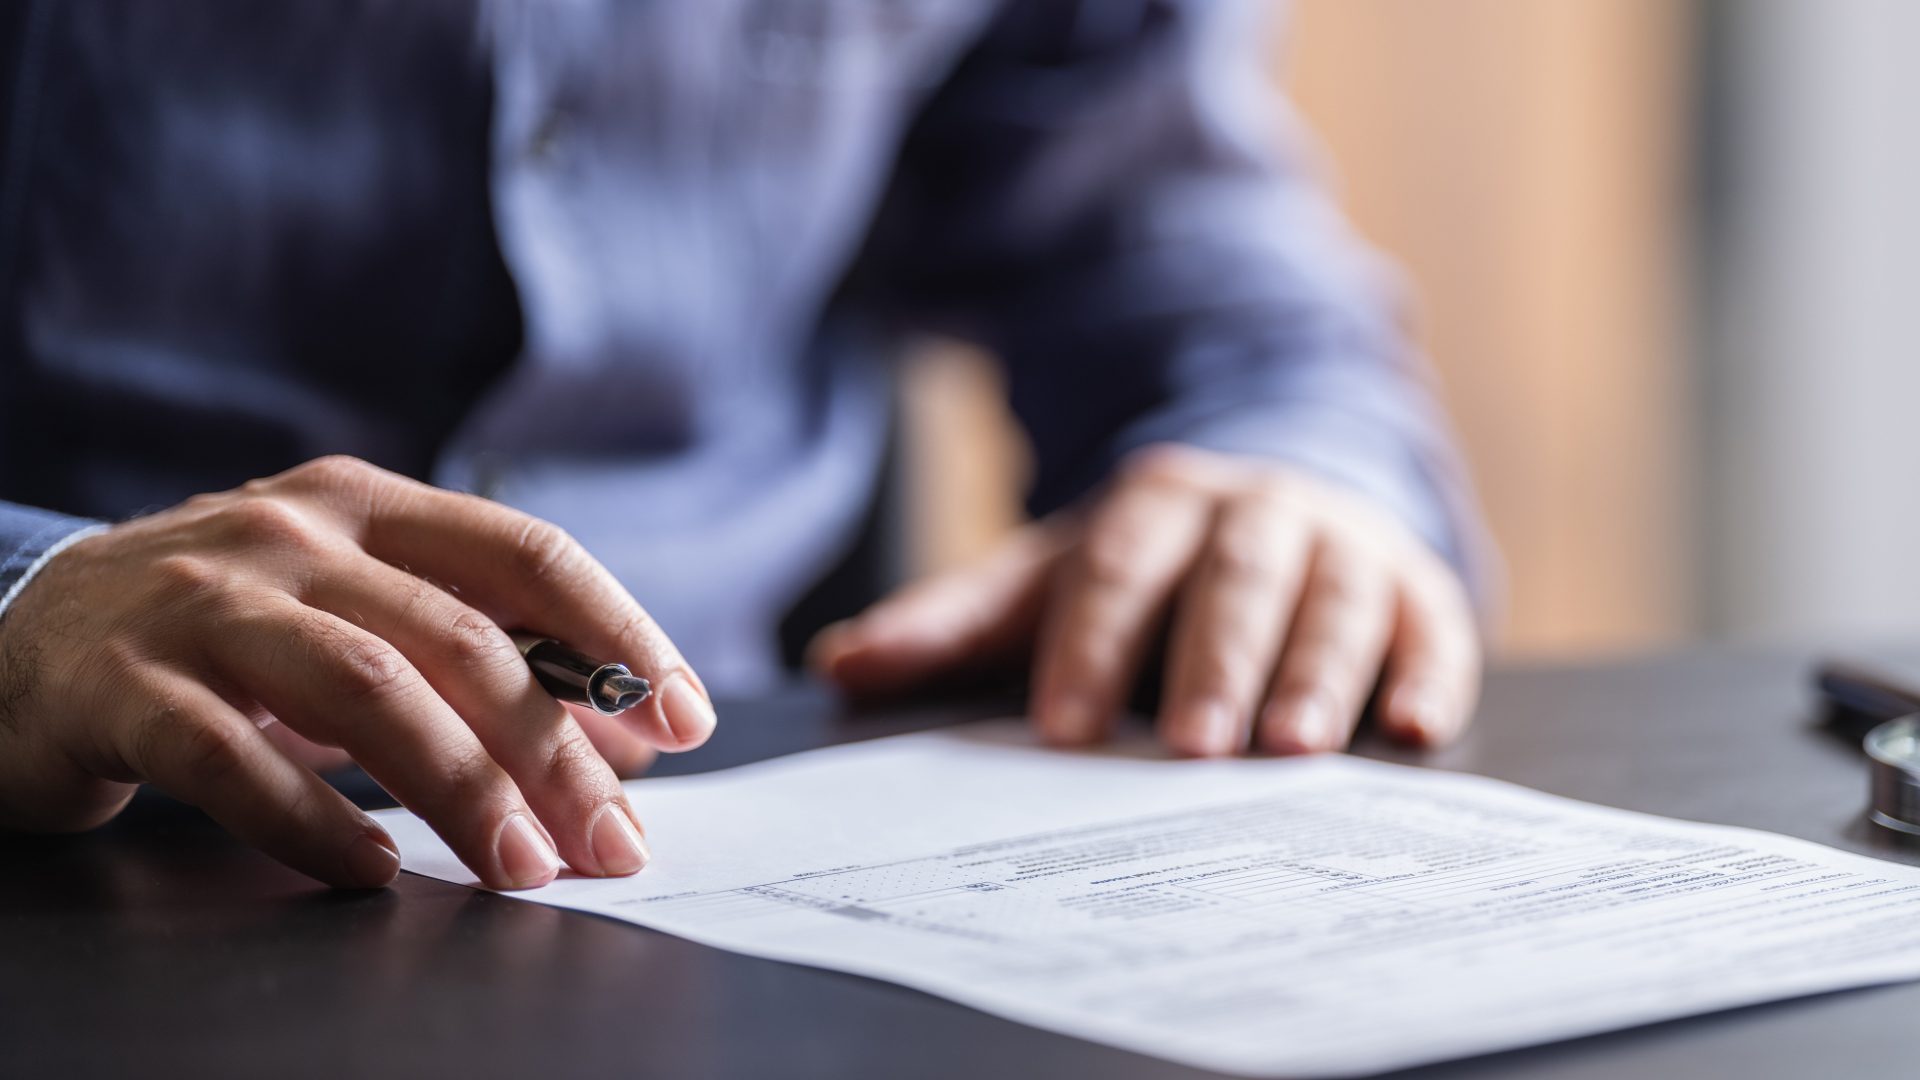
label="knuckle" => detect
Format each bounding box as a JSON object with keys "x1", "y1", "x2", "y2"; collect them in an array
[
  {"x1": 432, "y1": 740, "x2": 512, "y2": 809},
  {"x1": 1041, "y1": 637, "x2": 1110, "y2": 688},
  {"x1": 1203, "y1": 519, "x2": 1278, "y2": 584},
  {"x1": 1309, "y1": 559, "x2": 1376, "y2": 612},
  {"x1": 510, "y1": 518, "x2": 583, "y2": 587},
  {"x1": 152, "y1": 711, "x2": 247, "y2": 788},
  {"x1": 284, "y1": 455, "x2": 393, "y2": 507},
  {"x1": 150, "y1": 554, "x2": 228, "y2": 605},
  {"x1": 301, "y1": 454, "x2": 374, "y2": 485},
  {"x1": 394, "y1": 572, "x2": 443, "y2": 614},
  {"x1": 1077, "y1": 524, "x2": 1153, "y2": 589},
  {"x1": 610, "y1": 608, "x2": 660, "y2": 652},
  {"x1": 1282, "y1": 643, "x2": 1360, "y2": 696},
  {"x1": 445, "y1": 607, "x2": 516, "y2": 669},
  {"x1": 539, "y1": 727, "x2": 607, "y2": 789},
  {"x1": 1246, "y1": 468, "x2": 1310, "y2": 506},
  {"x1": 329, "y1": 638, "x2": 415, "y2": 705},
  {"x1": 221, "y1": 497, "x2": 317, "y2": 551},
  {"x1": 128, "y1": 704, "x2": 176, "y2": 773},
  {"x1": 1179, "y1": 648, "x2": 1246, "y2": 700},
  {"x1": 1119, "y1": 443, "x2": 1213, "y2": 488},
  {"x1": 94, "y1": 640, "x2": 157, "y2": 690}
]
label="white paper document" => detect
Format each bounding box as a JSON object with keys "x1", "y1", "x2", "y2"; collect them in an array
[{"x1": 375, "y1": 724, "x2": 1920, "y2": 1076}]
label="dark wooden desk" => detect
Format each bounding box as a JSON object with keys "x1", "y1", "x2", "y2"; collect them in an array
[{"x1": 8, "y1": 646, "x2": 1920, "y2": 1079}]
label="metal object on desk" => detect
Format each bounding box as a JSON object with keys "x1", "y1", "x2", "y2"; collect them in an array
[
  {"x1": 1814, "y1": 659, "x2": 1920, "y2": 835},
  {"x1": 1865, "y1": 717, "x2": 1920, "y2": 835}
]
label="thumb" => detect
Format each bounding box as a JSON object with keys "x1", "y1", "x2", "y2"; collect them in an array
[{"x1": 809, "y1": 525, "x2": 1060, "y2": 698}]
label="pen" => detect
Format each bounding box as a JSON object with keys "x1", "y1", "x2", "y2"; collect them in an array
[{"x1": 510, "y1": 631, "x2": 652, "y2": 716}]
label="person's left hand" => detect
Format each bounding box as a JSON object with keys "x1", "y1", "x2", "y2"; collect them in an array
[{"x1": 811, "y1": 445, "x2": 1480, "y2": 756}]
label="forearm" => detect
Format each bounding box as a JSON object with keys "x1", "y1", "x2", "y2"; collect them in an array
[
  {"x1": 849, "y1": 0, "x2": 1493, "y2": 604},
  {"x1": 983, "y1": 183, "x2": 1490, "y2": 601}
]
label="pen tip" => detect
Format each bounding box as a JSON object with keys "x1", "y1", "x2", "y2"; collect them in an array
[{"x1": 597, "y1": 673, "x2": 652, "y2": 714}]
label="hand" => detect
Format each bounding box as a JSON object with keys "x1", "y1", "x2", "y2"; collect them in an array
[
  {"x1": 0, "y1": 456, "x2": 716, "y2": 890},
  {"x1": 812, "y1": 445, "x2": 1480, "y2": 756}
]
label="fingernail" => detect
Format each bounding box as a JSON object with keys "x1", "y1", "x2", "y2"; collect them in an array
[
  {"x1": 344, "y1": 831, "x2": 400, "y2": 889},
  {"x1": 495, "y1": 812, "x2": 561, "y2": 889},
  {"x1": 1267, "y1": 695, "x2": 1336, "y2": 755},
  {"x1": 1044, "y1": 692, "x2": 1104, "y2": 745},
  {"x1": 589, "y1": 802, "x2": 651, "y2": 876},
  {"x1": 658, "y1": 674, "x2": 718, "y2": 746}
]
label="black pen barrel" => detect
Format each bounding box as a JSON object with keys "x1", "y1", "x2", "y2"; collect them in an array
[{"x1": 511, "y1": 632, "x2": 650, "y2": 716}]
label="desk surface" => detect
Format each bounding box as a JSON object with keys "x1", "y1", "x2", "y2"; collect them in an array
[{"x1": 7, "y1": 645, "x2": 1920, "y2": 1079}]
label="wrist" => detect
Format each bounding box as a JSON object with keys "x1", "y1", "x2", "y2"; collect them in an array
[{"x1": 0, "y1": 521, "x2": 109, "y2": 627}]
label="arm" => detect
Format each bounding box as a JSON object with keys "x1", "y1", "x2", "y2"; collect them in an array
[
  {"x1": 817, "y1": 0, "x2": 1491, "y2": 754},
  {"x1": 864, "y1": 0, "x2": 1485, "y2": 580}
]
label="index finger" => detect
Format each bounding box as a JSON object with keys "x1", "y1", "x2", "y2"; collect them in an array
[
  {"x1": 1377, "y1": 564, "x2": 1482, "y2": 747},
  {"x1": 1029, "y1": 478, "x2": 1214, "y2": 746},
  {"x1": 283, "y1": 458, "x2": 716, "y2": 750}
]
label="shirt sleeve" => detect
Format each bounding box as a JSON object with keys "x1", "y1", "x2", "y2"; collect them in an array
[
  {"x1": 851, "y1": 0, "x2": 1496, "y2": 602},
  {"x1": 0, "y1": 502, "x2": 106, "y2": 622}
]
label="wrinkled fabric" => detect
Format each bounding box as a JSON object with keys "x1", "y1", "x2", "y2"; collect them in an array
[{"x1": 0, "y1": 0, "x2": 1487, "y2": 688}]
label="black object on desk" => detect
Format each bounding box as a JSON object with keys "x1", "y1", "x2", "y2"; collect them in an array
[
  {"x1": 1814, "y1": 658, "x2": 1920, "y2": 836},
  {"x1": 1814, "y1": 657, "x2": 1920, "y2": 739},
  {"x1": 9, "y1": 649, "x2": 1920, "y2": 1079}
]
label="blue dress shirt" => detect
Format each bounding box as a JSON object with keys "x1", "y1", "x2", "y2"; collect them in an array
[{"x1": 0, "y1": 0, "x2": 1487, "y2": 688}]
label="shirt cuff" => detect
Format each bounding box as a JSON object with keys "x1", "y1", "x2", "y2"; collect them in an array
[{"x1": 0, "y1": 512, "x2": 108, "y2": 623}]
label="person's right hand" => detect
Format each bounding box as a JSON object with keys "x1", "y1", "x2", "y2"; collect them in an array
[{"x1": 0, "y1": 456, "x2": 717, "y2": 891}]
